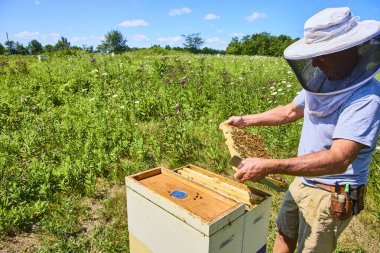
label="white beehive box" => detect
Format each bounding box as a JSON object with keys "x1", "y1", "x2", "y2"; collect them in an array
[{"x1": 126, "y1": 164, "x2": 272, "y2": 253}]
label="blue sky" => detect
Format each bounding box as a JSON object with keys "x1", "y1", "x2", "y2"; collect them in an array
[{"x1": 0, "y1": 0, "x2": 379, "y2": 50}]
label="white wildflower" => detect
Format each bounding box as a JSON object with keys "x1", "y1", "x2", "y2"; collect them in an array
[
  {"x1": 112, "y1": 94, "x2": 118, "y2": 98},
  {"x1": 101, "y1": 72, "x2": 108, "y2": 76},
  {"x1": 278, "y1": 88, "x2": 283, "y2": 92},
  {"x1": 282, "y1": 81, "x2": 286, "y2": 84},
  {"x1": 89, "y1": 98, "x2": 95, "y2": 101},
  {"x1": 287, "y1": 71, "x2": 292, "y2": 74},
  {"x1": 287, "y1": 84, "x2": 292, "y2": 88},
  {"x1": 271, "y1": 92, "x2": 277, "y2": 96},
  {"x1": 134, "y1": 101, "x2": 140, "y2": 104},
  {"x1": 270, "y1": 86, "x2": 275, "y2": 89}
]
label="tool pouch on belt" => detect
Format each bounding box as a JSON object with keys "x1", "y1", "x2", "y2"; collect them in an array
[
  {"x1": 329, "y1": 185, "x2": 366, "y2": 221},
  {"x1": 330, "y1": 193, "x2": 352, "y2": 221}
]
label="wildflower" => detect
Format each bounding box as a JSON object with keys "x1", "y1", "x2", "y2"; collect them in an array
[
  {"x1": 271, "y1": 92, "x2": 278, "y2": 96},
  {"x1": 278, "y1": 88, "x2": 283, "y2": 92},
  {"x1": 270, "y1": 86, "x2": 275, "y2": 90},
  {"x1": 112, "y1": 94, "x2": 118, "y2": 98},
  {"x1": 90, "y1": 58, "x2": 96, "y2": 63},
  {"x1": 282, "y1": 80, "x2": 286, "y2": 84},
  {"x1": 89, "y1": 98, "x2": 95, "y2": 101},
  {"x1": 101, "y1": 72, "x2": 108, "y2": 76},
  {"x1": 287, "y1": 84, "x2": 292, "y2": 88},
  {"x1": 178, "y1": 80, "x2": 186, "y2": 85},
  {"x1": 287, "y1": 71, "x2": 292, "y2": 74},
  {"x1": 134, "y1": 101, "x2": 140, "y2": 104}
]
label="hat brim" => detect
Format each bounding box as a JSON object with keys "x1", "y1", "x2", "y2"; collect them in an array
[{"x1": 284, "y1": 20, "x2": 380, "y2": 60}]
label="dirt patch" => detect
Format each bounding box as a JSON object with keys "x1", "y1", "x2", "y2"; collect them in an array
[{"x1": 0, "y1": 233, "x2": 39, "y2": 253}]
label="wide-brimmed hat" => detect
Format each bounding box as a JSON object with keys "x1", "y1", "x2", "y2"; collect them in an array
[{"x1": 284, "y1": 7, "x2": 380, "y2": 60}]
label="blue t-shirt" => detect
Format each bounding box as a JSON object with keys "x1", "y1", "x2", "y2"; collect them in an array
[{"x1": 293, "y1": 78, "x2": 380, "y2": 186}]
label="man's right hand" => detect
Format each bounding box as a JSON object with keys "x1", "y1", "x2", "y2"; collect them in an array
[{"x1": 219, "y1": 116, "x2": 246, "y2": 129}]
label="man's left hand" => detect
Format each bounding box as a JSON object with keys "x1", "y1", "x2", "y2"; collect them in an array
[{"x1": 234, "y1": 157, "x2": 269, "y2": 183}]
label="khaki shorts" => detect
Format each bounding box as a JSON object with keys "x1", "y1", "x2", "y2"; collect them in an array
[{"x1": 276, "y1": 177, "x2": 352, "y2": 253}]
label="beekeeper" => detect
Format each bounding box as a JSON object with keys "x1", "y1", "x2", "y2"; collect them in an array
[{"x1": 221, "y1": 7, "x2": 380, "y2": 252}]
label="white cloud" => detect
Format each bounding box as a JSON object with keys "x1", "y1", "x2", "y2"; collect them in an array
[
  {"x1": 156, "y1": 36, "x2": 182, "y2": 46},
  {"x1": 204, "y1": 37, "x2": 227, "y2": 49},
  {"x1": 168, "y1": 7, "x2": 191, "y2": 16},
  {"x1": 206, "y1": 37, "x2": 222, "y2": 44},
  {"x1": 14, "y1": 31, "x2": 40, "y2": 39},
  {"x1": 204, "y1": 13, "x2": 220, "y2": 20},
  {"x1": 40, "y1": 33, "x2": 61, "y2": 41},
  {"x1": 118, "y1": 19, "x2": 149, "y2": 27},
  {"x1": 231, "y1": 32, "x2": 245, "y2": 37},
  {"x1": 34, "y1": 0, "x2": 41, "y2": 5},
  {"x1": 245, "y1": 12, "x2": 267, "y2": 22},
  {"x1": 132, "y1": 34, "x2": 149, "y2": 42}
]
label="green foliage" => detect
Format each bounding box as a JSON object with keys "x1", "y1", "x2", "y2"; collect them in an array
[
  {"x1": 0, "y1": 43, "x2": 6, "y2": 55},
  {"x1": 54, "y1": 37, "x2": 71, "y2": 51},
  {"x1": 227, "y1": 32, "x2": 299, "y2": 57},
  {"x1": 97, "y1": 30, "x2": 128, "y2": 54},
  {"x1": 5, "y1": 40, "x2": 17, "y2": 55},
  {"x1": 28, "y1": 39, "x2": 44, "y2": 55},
  {"x1": 44, "y1": 44, "x2": 54, "y2": 53}
]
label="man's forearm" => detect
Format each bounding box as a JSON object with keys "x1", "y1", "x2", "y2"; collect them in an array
[
  {"x1": 242, "y1": 103, "x2": 304, "y2": 127},
  {"x1": 266, "y1": 149, "x2": 352, "y2": 177}
]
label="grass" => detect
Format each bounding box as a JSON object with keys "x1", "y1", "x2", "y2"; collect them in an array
[{"x1": 0, "y1": 51, "x2": 379, "y2": 252}]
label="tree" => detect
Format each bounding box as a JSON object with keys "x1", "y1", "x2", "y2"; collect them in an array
[
  {"x1": 44, "y1": 44, "x2": 54, "y2": 53},
  {"x1": 28, "y1": 39, "x2": 43, "y2": 54},
  {"x1": 54, "y1": 37, "x2": 70, "y2": 51},
  {"x1": 15, "y1": 43, "x2": 29, "y2": 55},
  {"x1": 5, "y1": 40, "x2": 17, "y2": 55},
  {"x1": 82, "y1": 44, "x2": 94, "y2": 53},
  {"x1": 226, "y1": 37, "x2": 242, "y2": 55},
  {"x1": 0, "y1": 43, "x2": 5, "y2": 55},
  {"x1": 97, "y1": 30, "x2": 128, "y2": 54},
  {"x1": 182, "y1": 33, "x2": 204, "y2": 53}
]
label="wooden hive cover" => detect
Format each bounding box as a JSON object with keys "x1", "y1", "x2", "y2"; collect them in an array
[{"x1": 128, "y1": 167, "x2": 243, "y2": 223}]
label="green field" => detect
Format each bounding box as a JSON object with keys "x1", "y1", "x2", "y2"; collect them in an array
[{"x1": 0, "y1": 51, "x2": 379, "y2": 252}]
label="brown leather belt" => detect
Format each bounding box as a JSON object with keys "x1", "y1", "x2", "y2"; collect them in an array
[{"x1": 314, "y1": 182, "x2": 347, "y2": 195}]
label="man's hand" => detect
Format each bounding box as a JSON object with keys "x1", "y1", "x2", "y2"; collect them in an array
[
  {"x1": 219, "y1": 116, "x2": 246, "y2": 129},
  {"x1": 234, "y1": 157, "x2": 269, "y2": 183}
]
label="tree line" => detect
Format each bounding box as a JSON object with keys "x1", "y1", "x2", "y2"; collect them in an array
[{"x1": 0, "y1": 30, "x2": 297, "y2": 57}]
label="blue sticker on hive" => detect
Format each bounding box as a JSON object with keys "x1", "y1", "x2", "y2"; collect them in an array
[{"x1": 170, "y1": 190, "x2": 188, "y2": 199}]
